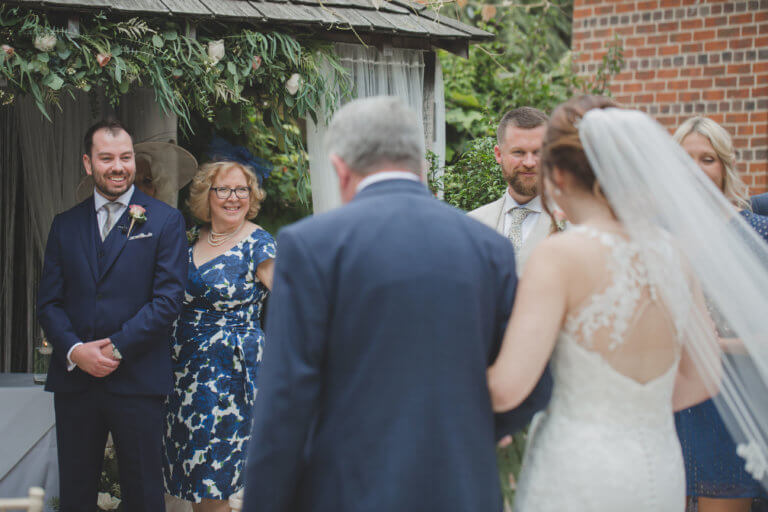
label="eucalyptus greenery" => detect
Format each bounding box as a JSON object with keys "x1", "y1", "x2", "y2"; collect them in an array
[
  {"x1": 0, "y1": 6, "x2": 349, "y2": 162},
  {"x1": 434, "y1": 0, "x2": 622, "y2": 160},
  {"x1": 429, "y1": 137, "x2": 503, "y2": 211}
]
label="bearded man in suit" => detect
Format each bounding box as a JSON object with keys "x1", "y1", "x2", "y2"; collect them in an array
[{"x1": 469, "y1": 107, "x2": 555, "y2": 274}]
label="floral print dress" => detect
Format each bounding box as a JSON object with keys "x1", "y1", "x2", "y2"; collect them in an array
[{"x1": 163, "y1": 227, "x2": 276, "y2": 502}]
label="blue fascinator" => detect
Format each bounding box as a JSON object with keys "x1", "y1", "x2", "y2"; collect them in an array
[{"x1": 206, "y1": 136, "x2": 272, "y2": 185}]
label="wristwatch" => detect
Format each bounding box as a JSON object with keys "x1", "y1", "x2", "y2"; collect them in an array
[{"x1": 110, "y1": 343, "x2": 123, "y2": 361}]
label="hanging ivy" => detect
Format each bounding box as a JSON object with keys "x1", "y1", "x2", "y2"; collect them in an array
[{"x1": 0, "y1": 6, "x2": 350, "y2": 162}]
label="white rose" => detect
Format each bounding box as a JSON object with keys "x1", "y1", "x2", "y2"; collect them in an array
[
  {"x1": 285, "y1": 73, "x2": 301, "y2": 96},
  {"x1": 207, "y1": 39, "x2": 225, "y2": 65},
  {"x1": 34, "y1": 33, "x2": 57, "y2": 52},
  {"x1": 97, "y1": 492, "x2": 121, "y2": 510}
]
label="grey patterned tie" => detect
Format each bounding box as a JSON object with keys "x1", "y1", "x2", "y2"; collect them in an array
[
  {"x1": 507, "y1": 206, "x2": 533, "y2": 251},
  {"x1": 101, "y1": 202, "x2": 121, "y2": 241}
]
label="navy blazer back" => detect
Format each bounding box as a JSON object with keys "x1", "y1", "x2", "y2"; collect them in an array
[{"x1": 244, "y1": 179, "x2": 547, "y2": 512}]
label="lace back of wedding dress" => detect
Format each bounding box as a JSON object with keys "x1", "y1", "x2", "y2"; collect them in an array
[
  {"x1": 562, "y1": 226, "x2": 684, "y2": 385},
  {"x1": 514, "y1": 225, "x2": 690, "y2": 512}
]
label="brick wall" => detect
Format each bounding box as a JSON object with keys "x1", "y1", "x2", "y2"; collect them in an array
[{"x1": 572, "y1": 0, "x2": 768, "y2": 192}]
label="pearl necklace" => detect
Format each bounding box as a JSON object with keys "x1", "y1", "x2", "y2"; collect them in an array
[{"x1": 207, "y1": 221, "x2": 245, "y2": 247}]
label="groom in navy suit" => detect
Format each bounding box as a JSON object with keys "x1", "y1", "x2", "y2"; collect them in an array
[
  {"x1": 243, "y1": 97, "x2": 551, "y2": 511},
  {"x1": 37, "y1": 119, "x2": 187, "y2": 511}
]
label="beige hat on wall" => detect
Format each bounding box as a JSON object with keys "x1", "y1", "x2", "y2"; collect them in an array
[{"x1": 76, "y1": 142, "x2": 198, "y2": 208}]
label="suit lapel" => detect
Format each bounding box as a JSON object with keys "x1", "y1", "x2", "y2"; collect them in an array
[
  {"x1": 98, "y1": 191, "x2": 147, "y2": 281},
  {"x1": 79, "y1": 198, "x2": 99, "y2": 282},
  {"x1": 492, "y1": 197, "x2": 506, "y2": 233}
]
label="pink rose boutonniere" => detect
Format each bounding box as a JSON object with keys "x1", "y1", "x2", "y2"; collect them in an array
[
  {"x1": 552, "y1": 209, "x2": 568, "y2": 232},
  {"x1": 127, "y1": 205, "x2": 147, "y2": 237}
]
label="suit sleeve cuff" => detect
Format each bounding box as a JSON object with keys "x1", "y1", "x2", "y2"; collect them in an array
[
  {"x1": 109, "y1": 333, "x2": 126, "y2": 361},
  {"x1": 66, "y1": 342, "x2": 82, "y2": 371}
]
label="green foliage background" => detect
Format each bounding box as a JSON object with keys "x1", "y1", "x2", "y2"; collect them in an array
[
  {"x1": 438, "y1": 0, "x2": 622, "y2": 163},
  {"x1": 433, "y1": 0, "x2": 622, "y2": 215}
]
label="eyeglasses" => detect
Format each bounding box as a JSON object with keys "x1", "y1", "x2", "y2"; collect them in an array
[{"x1": 210, "y1": 186, "x2": 250, "y2": 200}]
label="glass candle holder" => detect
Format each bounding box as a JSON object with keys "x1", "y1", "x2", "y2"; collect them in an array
[{"x1": 33, "y1": 338, "x2": 52, "y2": 384}]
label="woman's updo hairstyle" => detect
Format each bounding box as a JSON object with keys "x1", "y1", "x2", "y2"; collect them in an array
[{"x1": 540, "y1": 95, "x2": 620, "y2": 196}]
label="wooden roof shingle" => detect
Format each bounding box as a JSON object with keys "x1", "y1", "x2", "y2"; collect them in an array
[{"x1": 8, "y1": 0, "x2": 492, "y2": 54}]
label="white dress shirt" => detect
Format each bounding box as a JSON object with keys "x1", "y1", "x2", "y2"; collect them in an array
[
  {"x1": 66, "y1": 185, "x2": 135, "y2": 370},
  {"x1": 356, "y1": 171, "x2": 421, "y2": 193},
  {"x1": 502, "y1": 192, "x2": 543, "y2": 244}
]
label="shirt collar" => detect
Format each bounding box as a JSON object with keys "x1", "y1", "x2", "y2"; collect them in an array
[
  {"x1": 94, "y1": 185, "x2": 135, "y2": 211},
  {"x1": 356, "y1": 171, "x2": 421, "y2": 194},
  {"x1": 504, "y1": 190, "x2": 542, "y2": 213}
]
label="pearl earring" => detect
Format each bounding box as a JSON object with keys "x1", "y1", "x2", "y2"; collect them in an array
[{"x1": 553, "y1": 187, "x2": 563, "y2": 197}]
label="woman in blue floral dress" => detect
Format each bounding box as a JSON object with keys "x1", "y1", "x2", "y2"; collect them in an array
[
  {"x1": 163, "y1": 161, "x2": 275, "y2": 512},
  {"x1": 674, "y1": 118, "x2": 768, "y2": 512}
]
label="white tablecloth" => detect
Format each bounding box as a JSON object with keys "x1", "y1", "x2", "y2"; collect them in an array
[{"x1": 0, "y1": 374, "x2": 58, "y2": 511}]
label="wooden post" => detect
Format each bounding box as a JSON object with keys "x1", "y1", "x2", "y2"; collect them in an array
[
  {"x1": 0, "y1": 487, "x2": 44, "y2": 512},
  {"x1": 28, "y1": 487, "x2": 44, "y2": 512}
]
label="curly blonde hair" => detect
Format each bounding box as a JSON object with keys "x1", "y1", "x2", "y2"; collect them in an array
[
  {"x1": 187, "y1": 161, "x2": 266, "y2": 223},
  {"x1": 672, "y1": 117, "x2": 751, "y2": 211}
]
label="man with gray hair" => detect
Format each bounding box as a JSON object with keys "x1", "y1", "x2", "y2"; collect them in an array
[{"x1": 242, "y1": 96, "x2": 550, "y2": 512}]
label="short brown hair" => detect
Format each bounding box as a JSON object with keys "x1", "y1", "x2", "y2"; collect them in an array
[
  {"x1": 83, "y1": 118, "x2": 133, "y2": 157},
  {"x1": 497, "y1": 107, "x2": 549, "y2": 144},
  {"x1": 187, "y1": 161, "x2": 266, "y2": 223}
]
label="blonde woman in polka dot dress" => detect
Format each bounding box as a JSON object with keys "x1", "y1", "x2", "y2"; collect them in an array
[{"x1": 673, "y1": 117, "x2": 768, "y2": 512}]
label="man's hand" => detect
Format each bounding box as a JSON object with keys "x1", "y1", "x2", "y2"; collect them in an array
[
  {"x1": 70, "y1": 339, "x2": 120, "y2": 377},
  {"x1": 497, "y1": 435, "x2": 513, "y2": 448}
]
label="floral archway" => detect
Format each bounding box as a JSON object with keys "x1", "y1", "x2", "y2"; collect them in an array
[{"x1": 0, "y1": 5, "x2": 350, "y2": 372}]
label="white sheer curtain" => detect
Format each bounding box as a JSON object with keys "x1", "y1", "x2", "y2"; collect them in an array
[
  {"x1": 433, "y1": 57, "x2": 446, "y2": 191},
  {"x1": 307, "y1": 43, "x2": 426, "y2": 213}
]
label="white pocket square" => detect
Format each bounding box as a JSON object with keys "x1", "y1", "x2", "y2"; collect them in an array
[{"x1": 129, "y1": 232, "x2": 153, "y2": 240}]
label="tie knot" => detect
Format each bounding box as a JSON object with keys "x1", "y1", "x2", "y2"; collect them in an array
[
  {"x1": 103, "y1": 202, "x2": 121, "y2": 213},
  {"x1": 509, "y1": 206, "x2": 532, "y2": 222}
]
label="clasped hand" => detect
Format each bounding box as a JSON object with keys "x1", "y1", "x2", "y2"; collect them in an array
[{"x1": 70, "y1": 338, "x2": 120, "y2": 377}]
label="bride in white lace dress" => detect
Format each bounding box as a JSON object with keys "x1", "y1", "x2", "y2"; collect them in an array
[{"x1": 487, "y1": 96, "x2": 724, "y2": 511}]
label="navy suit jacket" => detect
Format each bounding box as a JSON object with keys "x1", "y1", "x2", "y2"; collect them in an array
[
  {"x1": 38, "y1": 188, "x2": 188, "y2": 395},
  {"x1": 243, "y1": 179, "x2": 551, "y2": 512},
  {"x1": 751, "y1": 193, "x2": 768, "y2": 216}
]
